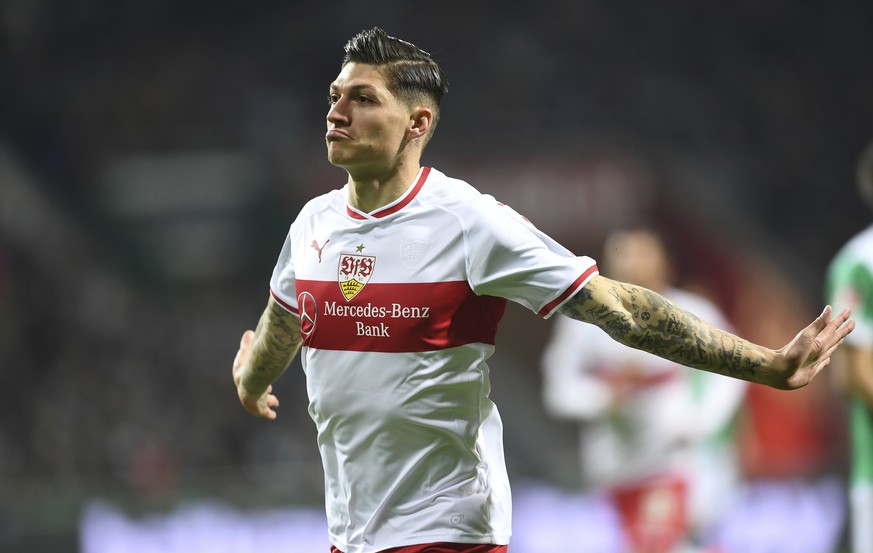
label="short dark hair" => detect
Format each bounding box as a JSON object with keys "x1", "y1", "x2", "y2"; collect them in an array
[{"x1": 342, "y1": 27, "x2": 448, "y2": 134}]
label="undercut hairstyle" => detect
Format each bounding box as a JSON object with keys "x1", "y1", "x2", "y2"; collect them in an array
[
  {"x1": 858, "y1": 139, "x2": 873, "y2": 211},
  {"x1": 342, "y1": 27, "x2": 448, "y2": 138}
]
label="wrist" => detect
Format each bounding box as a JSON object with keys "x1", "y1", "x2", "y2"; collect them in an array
[
  {"x1": 239, "y1": 370, "x2": 268, "y2": 397},
  {"x1": 754, "y1": 346, "x2": 784, "y2": 387}
]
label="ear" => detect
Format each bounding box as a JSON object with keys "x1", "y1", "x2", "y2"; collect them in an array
[{"x1": 407, "y1": 106, "x2": 434, "y2": 141}]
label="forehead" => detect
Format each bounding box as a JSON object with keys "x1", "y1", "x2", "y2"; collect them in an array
[{"x1": 330, "y1": 62, "x2": 391, "y2": 92}]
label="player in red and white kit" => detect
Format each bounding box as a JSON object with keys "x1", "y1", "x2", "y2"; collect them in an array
[
  {"x1": 542, "y1": 228, "x2": 747, "y2": 553},
  {"x1": 231, "y1": 27, "x2": 854, "y2": 553},
  {"x1": 270, "y1": 164, "x2": 595, "y2": 552}
]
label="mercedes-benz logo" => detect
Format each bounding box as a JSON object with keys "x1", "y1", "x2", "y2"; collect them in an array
[{"x1": 297, "y1": 291, "x2": 317, "y2": 336}]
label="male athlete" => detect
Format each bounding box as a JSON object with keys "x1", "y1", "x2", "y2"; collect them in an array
[
  {"x1": 232, "y1": 27, "x2": 854, "y2": 553},
  {"x1": 825, "y1": 139, "x2": 873, "y2": 553}
]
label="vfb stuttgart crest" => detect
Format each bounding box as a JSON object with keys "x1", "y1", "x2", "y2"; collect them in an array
[{"x1": 338, "y1": 253, "x2": 375, "y2": 301}]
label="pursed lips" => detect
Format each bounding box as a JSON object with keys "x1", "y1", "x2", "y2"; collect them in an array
[{"x1": 326, "y1": 129, "x2": 351, "y2": 141}]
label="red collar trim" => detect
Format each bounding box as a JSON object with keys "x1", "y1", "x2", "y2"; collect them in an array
[{"x1": 346, "y1": 167, "x2": 431, "y2": 220}]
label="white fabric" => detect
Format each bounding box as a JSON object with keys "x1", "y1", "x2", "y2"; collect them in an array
[
  {"x1": 270, "y1": 167, "x2": 597, "y2": 553},
  {"x1": 828, "y1": 223, "x2": 873, "y2": 348}
]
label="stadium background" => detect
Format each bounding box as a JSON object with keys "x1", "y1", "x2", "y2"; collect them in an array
[{"x1": 1, "y1": 1, "x2": 872, "y2": 551}]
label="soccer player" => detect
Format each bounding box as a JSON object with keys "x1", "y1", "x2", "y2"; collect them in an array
[
  {"x1": 231, "y1": 27, "x2": 854, "y2": 553},
  {"x1": 824, "y1": 139, "x2": 873, "y2": 553},
  {"x1": 541, "y1": 228, "x2": 747, "y2": 553}
]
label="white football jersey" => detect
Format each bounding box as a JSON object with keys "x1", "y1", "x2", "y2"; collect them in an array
[{"x1": 270, "y1": 167, "x2": 597, "y2": 553}]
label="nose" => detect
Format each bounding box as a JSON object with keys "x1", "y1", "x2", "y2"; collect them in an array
[{"x1": 327, "y1": 98, "x2": 349, "y2": 126}]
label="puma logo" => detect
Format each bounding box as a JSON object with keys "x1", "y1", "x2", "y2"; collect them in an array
[{"x1": 311, "y1": 239, "x2": 329, "y2": 263}]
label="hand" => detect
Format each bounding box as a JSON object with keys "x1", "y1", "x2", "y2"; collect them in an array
[
  {"x1": 769, "y1": 305, "x2": 854, "y2": 390},
  {"x1": 232, "y1": 330, "x2": 281, "y2": 419}
]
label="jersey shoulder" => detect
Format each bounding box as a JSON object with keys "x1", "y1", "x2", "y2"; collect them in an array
[
  {"x1": 422, "y1": 168, "x2": 519, "y2": 222},
  {"x1": 420, "y1": 169, "x2": 491, "y2": 205}
]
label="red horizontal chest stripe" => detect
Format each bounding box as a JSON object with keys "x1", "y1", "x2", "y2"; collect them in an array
[{"x1": 295, "y1": 279, "x2": 507, "y2": 352}]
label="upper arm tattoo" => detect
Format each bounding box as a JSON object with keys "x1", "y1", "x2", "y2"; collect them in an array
[{"x1": 559, "y1": 276, "x2": 767, "y2": 381}]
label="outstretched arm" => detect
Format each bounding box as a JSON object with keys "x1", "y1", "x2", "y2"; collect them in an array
[
  {"x1": 232, "y1": 296, "x2": 303, "y2": 419},
  {"x1": 559, "y1": 274, "x2": 855, "y2": 390}
]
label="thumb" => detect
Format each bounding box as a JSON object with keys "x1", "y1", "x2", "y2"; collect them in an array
[
  {"x1": 233, "y1": 330, "x2": 256, "y2": 376},
  {"x1": 814, "y1": 305, "x2": 832, "y2": 329},
  {"x1": 240, "y1": 329, "x2": 255, "y2": 348}
]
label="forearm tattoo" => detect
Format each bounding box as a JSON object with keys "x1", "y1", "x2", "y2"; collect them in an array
[
  {"x1": 243, "y1": 300, "x2": 303, "y2": 393},
  {"x1": 560, "y1": 278, "x2": 767, "y2": 381}
]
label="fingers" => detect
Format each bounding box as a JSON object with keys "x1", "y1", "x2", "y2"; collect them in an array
[
  {"x1": 805, "y1": 307, "x2": 854, "y2": 379},
  {"x1": 234, "y1": 331, "x2": 280, "y2": 420},
  {"x1": 819, "y1": 304, "x2": 833, "y2": 322},
  {"x1": 842, "y1": 318, "x2": 857, "y2": 338},
  {"x1": 261, "y1": 402, "x2": 278, "y2": 420},
  {"x1": 259, "y1": 387, "x2": 280, "y2": 420},
  {"x1": 826, "y1": 306, "x2": 853, "y2": 331},
  {"x1": 242, "y1": 390, "x2": 280, "y2": 420},
  {"x1": 822, "y1": 308, "x2": 855, "y2": 351},
  {"x1": 262, "y1": 391, "x2": 280, "y2": 420},
  {"x1": 815, "y1": 306, "x2": 854, "y2": 344},
  {"x1": 802, "y1": 305, "x2": 834, "y2": 346},
  {"x1": 811, "y1": 333, "x2": 848, "y2": 368},
  {"x1": 834, "y1": 308, "x2": 854, "y2": 335}
]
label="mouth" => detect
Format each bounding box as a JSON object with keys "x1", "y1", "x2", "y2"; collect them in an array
[{"x1": 326, "y1": 129, "x2": 351, "y2": 141}]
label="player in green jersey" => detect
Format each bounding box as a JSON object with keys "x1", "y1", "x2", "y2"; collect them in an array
[{"x1": 825, "y1": 139, "x2": 873, "y2": 553}]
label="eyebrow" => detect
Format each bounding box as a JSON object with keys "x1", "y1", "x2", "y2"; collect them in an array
[{"x1": 328, "y1": 82, "x2": 380, "y2": 94}]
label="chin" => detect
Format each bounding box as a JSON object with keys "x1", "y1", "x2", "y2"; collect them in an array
[
  {"x1": 326, "y1": 154, "x2": 352, "y2": 170},
  {"x1": 327, "y1": 145, "x2": 354, "y2": 166}
]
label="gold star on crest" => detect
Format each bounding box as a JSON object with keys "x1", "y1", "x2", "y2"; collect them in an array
[{"x1": 356, "y1": 244, "x2": 365, "y2": 252}]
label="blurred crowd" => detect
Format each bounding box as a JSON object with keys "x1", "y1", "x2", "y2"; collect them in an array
[{"x1": 1, "y1": 1, "x2": 872, "y2": 550}]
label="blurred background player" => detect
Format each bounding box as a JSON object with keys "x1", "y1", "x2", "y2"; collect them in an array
[
  {"x1": 541, "y1": 227, "x2": 748, "y2": 553},
  {"x1": 825, "y1": 139, "x2": 873, "y2": 553}
]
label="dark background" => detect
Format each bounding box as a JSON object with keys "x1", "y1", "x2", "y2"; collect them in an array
[{"x1": 1, "y1": 1, "x2": 871, "y2": 550}]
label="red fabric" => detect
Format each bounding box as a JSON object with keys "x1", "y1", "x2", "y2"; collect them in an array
[
  {"x1": 610, "y1": 474, "x2": 688, "y2": 553},
  {"x1": 537, "y1": 264, "x2": 598, "y2": 317},
  {"x1": 738, "y1": 384, "x2": 830, "y2": 478},
  {"x1": 331, "y1": 544, "x2": 507, "y2": 553},
  {"x1": 295, "y1": 279, "x2": 506, "y2": 351}
]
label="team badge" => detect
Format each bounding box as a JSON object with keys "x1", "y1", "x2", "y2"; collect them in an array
[
  {"x1": 400, "y1": 239, "x2": 431, "y2": 268},
  {"x1": 338, "y1": 253, "x2": 375, "y2": 301}
]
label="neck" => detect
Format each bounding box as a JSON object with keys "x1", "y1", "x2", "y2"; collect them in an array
[{"x1": 346, "y1": 162, "x2": 422, "y2": 214}]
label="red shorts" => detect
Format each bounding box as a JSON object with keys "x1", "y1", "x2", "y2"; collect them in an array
[
  {"x1": 331, "y1": 543, "x2": 508, "y2": 553},
  {"x1": 610, "y1": 474, "x2": 689, "y2": 553}
]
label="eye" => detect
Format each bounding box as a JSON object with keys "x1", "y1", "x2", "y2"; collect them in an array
[
  {"x1": 327, "y1": 93, "x2": 339, "y2": 105},
  {"x1": 355, "y1": 95, "x2": 373, "y2": 104}
]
